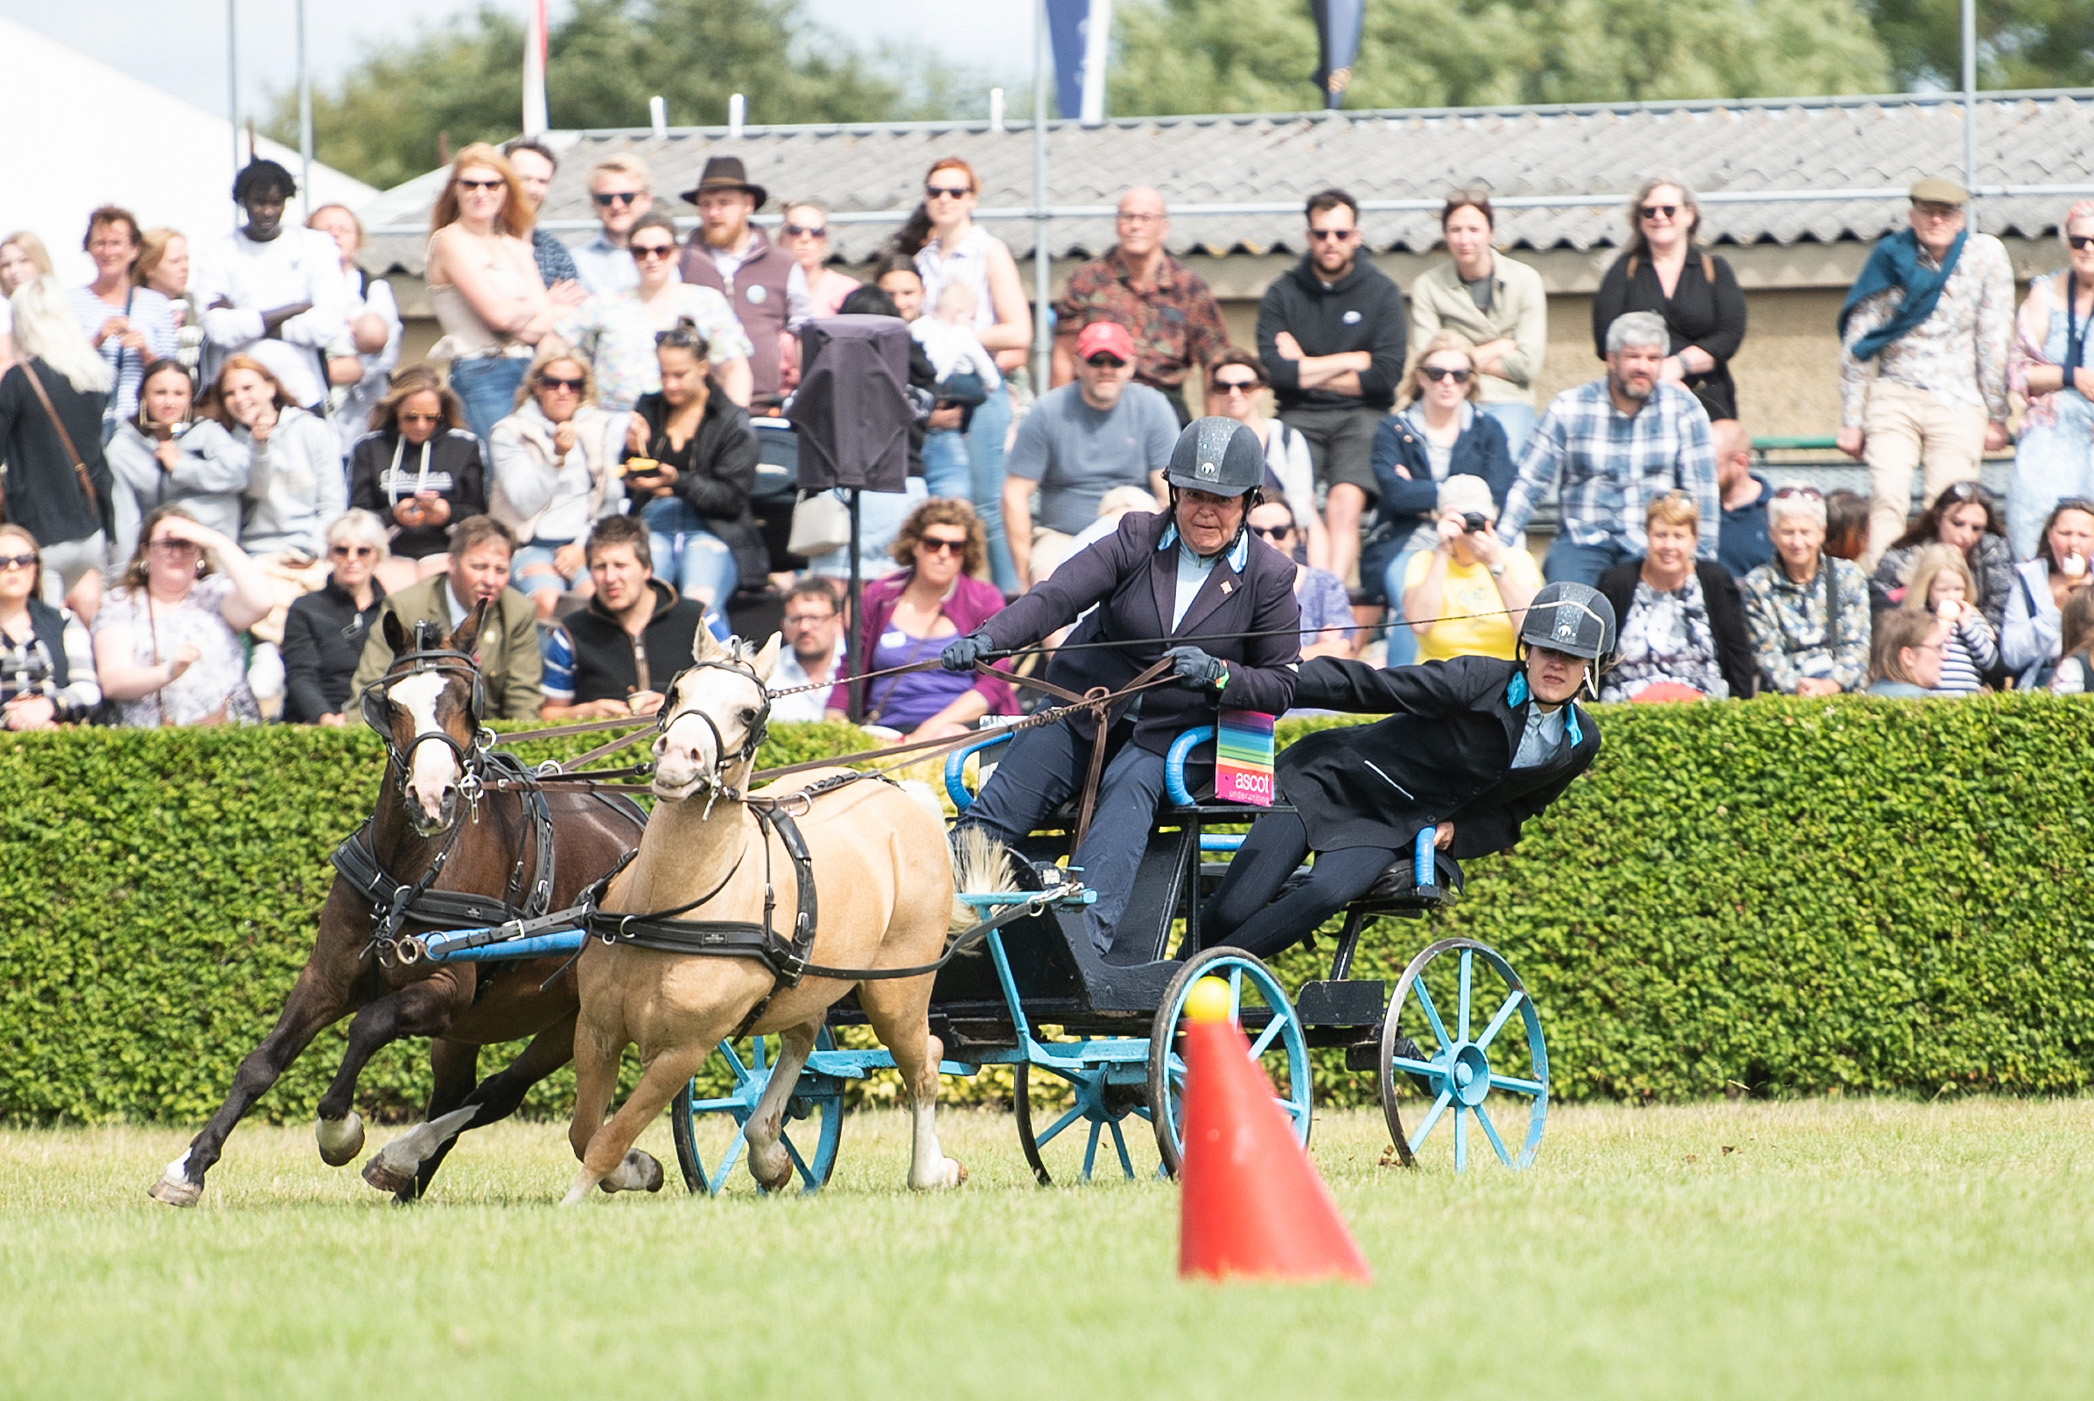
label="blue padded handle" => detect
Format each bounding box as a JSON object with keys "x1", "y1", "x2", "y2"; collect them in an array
[
  {"x1": 1414, "y1": 825, "x2": 1437, "y2": 889},
  {"x1": 943, "y1": 728, "x2": 1019, "y2": 813},
  {"x1": 1165, "y1": 726, "x2": 1216, "y2": 808}
]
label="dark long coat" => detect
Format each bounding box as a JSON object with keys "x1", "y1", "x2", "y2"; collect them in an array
[{"x1": 1281, "y1": 654, "x2": 1600, "y2": 854}]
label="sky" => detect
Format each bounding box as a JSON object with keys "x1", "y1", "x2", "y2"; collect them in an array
[{"x1": 0, "y1": 0, "x2": 1036, "y2": 123}]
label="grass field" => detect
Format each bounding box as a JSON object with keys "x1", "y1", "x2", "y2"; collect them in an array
[{"x1": 2, "y1": 1098, "x2": 2090, "y2": 1400}]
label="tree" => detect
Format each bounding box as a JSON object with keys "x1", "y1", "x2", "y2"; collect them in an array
[
  {"x1": 1867, "y1": 0, "x2": 2094, "y2": 90},
  {"x1": 1109, "y1": 0, "x2": 1893, "y2": 115},
  {"x1": 269, "y1": 0, "x2": 951, "y2": 192}
]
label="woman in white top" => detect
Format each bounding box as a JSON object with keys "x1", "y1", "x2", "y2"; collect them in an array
[
  {"x1": 308, "y1": 204, "x2": 402, "y2": 459},
  {"x1": 93, "y1": 504, "x2": 272, "y2": 727},
  {"x1": 424, "y1": 143, "x2": 582, "y2": 447},
  {"x1": 904, "y1": 157, "x2": 1032, "y2": 591},
  {"x1": 1201, "y1": 347, "x2": 1329, "y2": 570},
  {"x1": 71, "y1": 206, "x2": 176, "y2": 437},
  {"x1": 488, "y1": 351, "x2": 629, "y2": 619},
  {"x1": 557, "y1": 211, "x2": 752, "y2": 414},
  {"x1": 1406, "y1": 190, "x2": 1549, "y2": 456}
]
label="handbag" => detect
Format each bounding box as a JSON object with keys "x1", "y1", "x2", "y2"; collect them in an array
[
  {"x1": 787, "y1": 490, "x2": 852, "y2": 558},
  {"x1": 20, "y1": 364, "x2": 105, "y2": 522}
]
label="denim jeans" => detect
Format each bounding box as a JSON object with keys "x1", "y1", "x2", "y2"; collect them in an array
[
  {"x1": 448, "y1": 356, "x2": 529, "y2": 451},
  {"x1": 639, "y1": 496, "x2": 738, "y2": 605},
  {"x1": 1541, "y1": 536, "x2": 1637, "y2": 587},
  {"x1": 922, "y1": 428, "x2": 973, "y2": 501},
  {"x1": 966, "y1": 387, "x2": 1018, "y2": 591},
  {"x1": 1479, "y1": 401, "x2": 1539, "y2": 462},
  {"x1": 1380, "y1": 547, "x2": 1422, "y2": 667}
]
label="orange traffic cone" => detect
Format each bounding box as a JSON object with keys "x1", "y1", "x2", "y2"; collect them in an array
[{"x1": 1177, "y1": 979, "x2": 1371, "y2": 1282}]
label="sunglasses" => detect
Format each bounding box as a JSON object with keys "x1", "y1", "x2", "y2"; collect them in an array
[
  {"x1": 1084, "y1": 354, "x2": 1128, "y2": 369},
  {"x1": 1249, "y1": 524, "x2": 1293, "y2": 540},
  {"x1": 538, "y1": 375, "x2": 586, "y2": 393},
  {"x1": 782, "y1": 223, "x2": 827, "y2": 239},
  {"x1": 925, "y1": 184, "x2": 973, "y2": 200},
  {"x1": 592, "y1": 191, "x2": 641, "y2": 207},
  {"x1": 1211, "y1": 378, "x2": 1261, "y2": 395},
  {"x1": 329, "y1": 544, "x2": 375, "y2": 559},
  {"x1": 1307, "y1": 228, "x2": 1355, "y2": 242},
  {"x1": 456, "y1": 178, "x2": 504, "y2": 193},
  {"x1": 0, "y1": 553, "x2": 37, "y2": 572},
  {"x1": 630, "y1": 243, "x2": 677, "y2": 262},
  {"x1": 1421, "y1": 366, "x2": 1473, "y2": 383},
  {"x1": 1639, "y1": 203, "x2": 1679, "y2": 220},
  {"x1": 150, "y1": 539, "x2": 202, "y2": 555},
  {"x1": 398, "y1": 411, "x2": 443, "y2": 425},
  {"x1": 1772, "y1": 485, "x2": 1824, "y2": 501},
  {"x1": 918, "y1": 537, "x2": 968, "y2": 556},
  {"x1": 2071, "y1": 235, "x2": 2094, "y2": 251}
]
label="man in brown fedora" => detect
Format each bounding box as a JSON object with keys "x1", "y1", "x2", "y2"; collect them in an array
[{"x1": 677, "y1": 155, "x2": 808, "y2": 411}]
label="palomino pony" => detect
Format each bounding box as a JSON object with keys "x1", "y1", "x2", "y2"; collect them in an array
[
  {"x1": 150, "y1": 606, "x2": 649, "y2": 1206},
  {"x1": 563, "y1": 629, "x2": 973, "y2": 1203}
]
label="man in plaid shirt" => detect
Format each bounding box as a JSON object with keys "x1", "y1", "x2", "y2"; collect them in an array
[{"x1": 1497, "y1": 311, "x2": 1719, "y2": 585}]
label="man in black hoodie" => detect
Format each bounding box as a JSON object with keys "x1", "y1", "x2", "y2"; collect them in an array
[
  {"x1": 538, "y1": 515, "x2": 715, "y2": 720},
  {"x1": 1255, "y1": 188, "x2": 1408, "y2": 587}
]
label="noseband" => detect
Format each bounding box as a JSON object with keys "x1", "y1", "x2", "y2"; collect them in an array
[
  {"x1": 656, "y1": 657, "x2": 773, "y2": 814},
  {"x1": 361, "y1": 644, "x2": 493, "y2": 814}
]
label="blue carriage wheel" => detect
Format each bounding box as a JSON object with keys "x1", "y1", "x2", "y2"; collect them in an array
[
  {"x1": 1012, "y1": 1062, "x2": 1148, "y2": 1186},
  {"x1": 1379, "y1": 938, "x2": 1548, "y2": 1173},
  {"x1": 670, "y1": 1031, "x2": 845, "y2": 1196},
  {"x1": 1145, "y1": 947, "x2": 1313, "y2": 1178}
]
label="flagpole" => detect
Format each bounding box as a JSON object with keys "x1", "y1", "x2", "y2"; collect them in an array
[
  {"x1": 296, "y1": 0, "x2": 313, "y2": 212},
  {"x1": 1033, "y1": 0, "x2": 1051, "y2": 392},
  {"x1": 227, "y1": 0, "x2": 241, "y2": 203},
  {"x1": 523, "y1": 0, "x2": 550, "y2": 137},
  {"x1": 1961, "y1": 0, "x2": 1977, "y2": 202}
]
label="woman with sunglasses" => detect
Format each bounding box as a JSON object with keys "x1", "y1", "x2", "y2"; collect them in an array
[
  {"x1": 556, "y1": 211, "x2": 752, "y2": 415},
  {"x1": 1741, "y1": 484, "x2": 1872, "y2": 696},
  {"x1": 775, "y1": 200, "x2": 862, "y2": 394},
  {"x1": 1591, "y1": 174, "x2": 1747, "y2": 425},
  {"x1": 1246, "y1": 498, "x2": 1354, "y2": 661},
  {"x1": 2006, "y1": 202, "x2": 2094, "y2": 560},
  {"x1": 1203, "y1": 347, "x2": 1329, "y2": 570},
  {"x1": 824, "y1": 498, "x2": 1015, "y2": 740},
  {"x1": 92, "y1": 504, "x2": 270, "y2": 727},
  {"x1": 620, "y1": 322, "x2": 762, "y2": 608},
  {"x1": 897, "y1": 158, "x2": 1031, "y2": 589},
  {"x1": 0, "y1": 525, "x2": 99, "y2": 728},
  {"x1": 347, "y1": 365, "x2": 485, "y2": 594},
  {"x1": 1362, "y1": 331, "x2": 1516, "y2": 663},
  {"x1": 280, "y1": 509, "x2": 388, "y2": 725},
  {"x1": 489, "y1": 352, "x2": 629, "y2": 620},
  {"x1": 1868, "y1": 481, "x2": 2012, "y2": 635},
  {"x1": 106, "y1": 360, "x2": 247, "y2": 563},
  {"x1": 2002, "y1": 497, "x2": 2094, "y2": 686},
  {"x1": 424, "y1": 144, "x2": 583, "y2": 446}
]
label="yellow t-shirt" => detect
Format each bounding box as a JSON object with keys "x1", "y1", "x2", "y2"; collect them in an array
[{"x1": 1402, "y1": 547, "x2": 1543, "y2": 662}]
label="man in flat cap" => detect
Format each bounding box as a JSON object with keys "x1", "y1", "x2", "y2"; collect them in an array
[
  {"x1": 677, "y1": 155, "x2": 809, "y2": 411},
  {"x1": 1836, "y1": 177, "x2": 2014, "y2": 562}
]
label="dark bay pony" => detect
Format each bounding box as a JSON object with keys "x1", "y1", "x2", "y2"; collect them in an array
[{"x1": 150, "y1": 604, "x2": 649, "y2": 1206}]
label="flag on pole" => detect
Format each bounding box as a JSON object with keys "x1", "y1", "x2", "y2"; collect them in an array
[
  {"x1": 1309, "y1": 0, "x2": 1363, "y2": 110},
  {"x1": 1046, "y1": 0, "x2": 1113, "y2": 124},
  {"x1": 522, "y1": 0, "x2": 549, "y2": 136}
]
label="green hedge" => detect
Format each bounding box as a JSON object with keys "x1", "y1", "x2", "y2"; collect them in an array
[{"x1": 3, "y1": 698, "x2": 2091, "y2": 1126}]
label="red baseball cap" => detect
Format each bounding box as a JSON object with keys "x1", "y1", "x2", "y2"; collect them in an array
[{"x1": 1075, "y1": 321, "x2": 1136, "y2": 362}]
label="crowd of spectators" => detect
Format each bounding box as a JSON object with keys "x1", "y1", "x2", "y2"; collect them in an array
[{"x1": 6, "y1": 142, "x2": 2094, "y2": 738}]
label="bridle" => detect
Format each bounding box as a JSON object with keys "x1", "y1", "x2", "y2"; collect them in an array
[
  {"x1": 653, "y1": 655, "x2": 773, "y2": 816},
  {"x1": 360, "y1": 636, "x2": 494, "y2": 816}
]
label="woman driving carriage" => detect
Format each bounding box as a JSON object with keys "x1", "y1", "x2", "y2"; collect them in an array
[
  {"x1": 1199, "y1": 581, "x2": 1614, "y2": 960},
  {"x1": 941, "y1": 417, "x2": 1302, "y2": 959}
]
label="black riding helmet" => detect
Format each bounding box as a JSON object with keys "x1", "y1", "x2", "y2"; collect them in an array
[
  {"x1": 1165, "y1": 416, "x2": 1265, "y2": 497},
  {"x1": 1517, "y1": 581, "x2": 1617, "y2": 661}
]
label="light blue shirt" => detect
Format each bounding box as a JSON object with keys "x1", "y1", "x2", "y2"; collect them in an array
[
  {"x1": 570, "y1": 233, "x2": 640, "y2": 296},
  {"x1": 1158, "y1": 524, "x2": 1251, "y2": 630},
  {"x1": 1504, "y1": 670, "x2": 1580, "y2": 768}
]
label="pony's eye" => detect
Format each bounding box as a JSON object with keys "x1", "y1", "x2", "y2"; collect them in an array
[{"x1": 740, "y1": 707, "x2": 758, "y2": 724}]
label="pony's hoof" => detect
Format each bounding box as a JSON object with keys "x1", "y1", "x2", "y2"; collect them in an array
[
  {"x1": 316, "y1": 1112, "x2": 365, "y2": 1167},
  {"x1": 360, "y1": 1154, "x2": 417, "y2": 1196},
  {"x1": 914, "y1": 1157, "x2": 966, "y2": 1190},
  {"x1": 597, "y1": 1149, "x2": 665, "y2": 1194},
  {"x1": 148, "y1": 1174, "x2": 201, "y2": 1208}
]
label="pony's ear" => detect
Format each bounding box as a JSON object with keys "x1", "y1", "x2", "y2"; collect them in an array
[
  {"x1": 692, "y1": 623, "x2": 725, "y2": 663},
  {"x1": 450, "y1": 597, "x2": 491, "y2": 656},
  {"x1": 382, "y1": 609, "x2": 408, "y2": 657},
  {"x1": 752, "y1": 631, "x2": 782, "y2": 683}
]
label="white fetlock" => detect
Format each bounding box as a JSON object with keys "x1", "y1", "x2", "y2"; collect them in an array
[
  {"x1": 315, "y1": 1112, "x2": 366, "y2": 1167},
  {"x1": 361, "y1": 1105, "x2": 476, "y2": 1194},
  {"x1": 747, "y1": 1139, "x2": 792, "y2": 1193},
  {"x1": 148, "y1": 1151, "x2": 202, "y2": 1207},
  {"x1": 560, "y1": 1171, "x2": 600, "y2": 1207}
]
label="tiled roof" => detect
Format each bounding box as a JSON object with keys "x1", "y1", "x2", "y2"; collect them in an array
[{"x1": 361, "y1": 90, "x2": 2094, "y2": 276}]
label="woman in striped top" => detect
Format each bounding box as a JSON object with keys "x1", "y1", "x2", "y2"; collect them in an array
[{"x1": 1901, "y1": 543, "x2": 1997, "y2": 694}]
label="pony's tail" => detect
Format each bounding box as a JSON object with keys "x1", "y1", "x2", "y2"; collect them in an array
[{"x1": 949, "y1": 825, "x2": 1015, "y2": 934}]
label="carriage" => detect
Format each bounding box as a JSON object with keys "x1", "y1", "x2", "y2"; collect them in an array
[{"x1": 411, "y1": 716, "x2": 1552, "y2": 1193}]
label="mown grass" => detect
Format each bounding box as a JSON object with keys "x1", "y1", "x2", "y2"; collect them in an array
[{"x1": 2, "y1": 1099, "x2": 2090, "y2": 1400}]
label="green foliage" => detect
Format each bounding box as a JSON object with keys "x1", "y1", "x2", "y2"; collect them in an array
[
  {"x1": 1109, "y1": 0, "x2": 1891, "y2": 114},
  {"x1": 267, "y1": 0, "x2": 970, "y2": 192},
  {"x1": 1867, "y1": 0, "x2": 2094, "y2": 90},
  {"x1": 5, "y1": 697, "x2": 2092, "y2": 1128}
]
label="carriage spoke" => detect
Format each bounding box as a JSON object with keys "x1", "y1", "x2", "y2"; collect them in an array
[
  {"x1": 1227, "y1": 966, "x2": 1244, "y2": 1020},
  {"x1": 781, "y1": 1129, "x2": 813, "y2": 1186},
  {"x1": 1247, "y1": 1015, "x2": 1286, "y2": 1059},
  {"x1": 1109, "y1": 1118, "x2": 1135, "y2": 1178},
  {"x1": 1477, "y1": 990, "x2": 1525, "y2": 1051},
  {"x1": 1391, "y1": 1054, "x2": 1441, "y2": 1082},
  {"x1": 1410, "y1": 1090, "x2": 1453, "y2": 1148},
  {"x1": 1275, "y1": 1095, "x2": 1307, "y2": 1124},
  {"x1": 1454, "y1": 1103, "x2": 1469, "y2": 1171},
  {"x1": 715, "y1": 1124, "x2": 748, "y2": 1184},
  {"x1": 1474, "y1": 1102, "x2": 1514, "y2": 1167},
  {"x1": 720, "y1": 1041, "x2": 751, "y2": 1085},
  {"x1": 1035, "y1": 1102, "x2": 1086, "y2": 1148},
  {"x1": 1458, "y1": 949, "x2": 1473, "y2": 1042},
  {"x1": 1082, "y1": 1120, "x2": 1102, "y2": 1181},
  {"x1": 1411, "y1": 979, "x2": 1454, "y2": 1051},
  {"x1": 1489, "y1": 1072, "x2": 1545, "y2": 1096}
]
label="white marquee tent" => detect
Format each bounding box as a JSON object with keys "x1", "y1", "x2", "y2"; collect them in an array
[{"x1": 0, "y1": 17, "x2": 376, "y2": 285}]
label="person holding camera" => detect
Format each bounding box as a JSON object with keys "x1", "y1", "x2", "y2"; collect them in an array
[{"x1": 1399, "y1": 474, "x2": 1539, "y2": 663}]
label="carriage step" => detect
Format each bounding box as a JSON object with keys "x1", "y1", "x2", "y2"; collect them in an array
[
  {"x1": 1295, "y1": 980, "x2": 1386, "y2": 1029},
  {"x1": 1344, "y1": 1038, "x2": 1383, "y2": 1072}
]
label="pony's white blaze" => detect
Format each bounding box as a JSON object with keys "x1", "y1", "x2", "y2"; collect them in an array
[
  {"x1": 652, "y1": 706, "x2": 717, "y2": 795},
  {"x1": 392, "y1": 670, "x2": 457, "y2": 821}
]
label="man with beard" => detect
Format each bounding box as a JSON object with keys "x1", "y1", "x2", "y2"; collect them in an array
[
  {"x1": 1496, "y1": 310, "x2": 1719, "y2": 586},
  {"x1": 676, "y1": 156, "x2": 809, "y2": 412}
]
